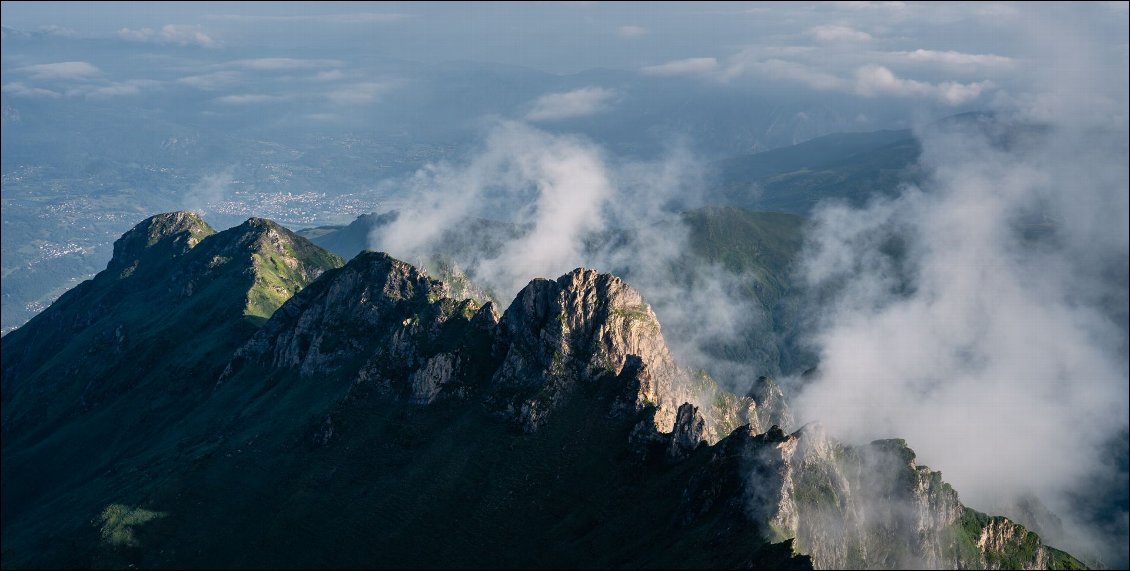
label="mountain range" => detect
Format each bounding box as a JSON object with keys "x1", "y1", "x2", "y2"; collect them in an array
[{"x1": 0, "y1": 211, "x2": 1085, "y2": 569}]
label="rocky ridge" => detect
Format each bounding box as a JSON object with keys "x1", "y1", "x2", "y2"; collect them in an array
[
  {"x1": 1, "y1": 213, "x2": 1086, "y2": 570},
  {"x1": 220, "y1": 248, "x2": 1083, "y2": 570}
]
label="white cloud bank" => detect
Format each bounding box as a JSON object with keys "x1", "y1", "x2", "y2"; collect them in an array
[
  {"x1": 118, "y1": 24, "x2": 218, "y2": 48},
  {"x1": 525, "y1": 87, "x2": 618, "y2": 121},
  {"x1": 15, "y1": 61, "x2": 100, "y2": 79},
  {"x1": 640, "y1": 57, "x2": 719, "y2": 77}
]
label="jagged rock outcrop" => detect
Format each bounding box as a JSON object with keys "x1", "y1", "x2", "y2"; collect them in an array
[
  {"x1": 679, "y1": 422, "x2": 1084, "y2": 570},
  {"x1": 746, "y1": 375, "x2": 794, "y2": 433},
  {"x1": 490, "y1": 268, "x2": 750, "y2": 438},
  {"x1": 667, "y1": 403, "x2": 707, "y2": 462},
  {"x1": 225, "y1": 251, "x2": 490, "y2": 404},
  {"x1": 228, "y1": 262, "x2": 752, "y2": 441},
  {"x1": 215, "y1": 251, "x2": 1088, "y2": 570}
]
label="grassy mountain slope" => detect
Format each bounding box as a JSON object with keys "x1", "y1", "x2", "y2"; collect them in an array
[{"x1": 0, "y1": 212, "x2": 343, "y2": 551}]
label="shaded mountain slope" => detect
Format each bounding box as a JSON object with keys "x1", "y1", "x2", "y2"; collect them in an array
[
  {"x1": 0, "y1": 212, "x2": 343, "y2": 548},
  {"x1": 0, "y1": 213, "x2": 1083, "y2": 570}
]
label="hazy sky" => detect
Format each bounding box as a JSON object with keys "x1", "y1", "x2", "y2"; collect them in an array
[{"x1": 4, "y1": 2, "x2": 1127, "y2": 108}]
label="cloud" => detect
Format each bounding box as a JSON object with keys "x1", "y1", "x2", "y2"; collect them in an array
[
  {"x1": 525, "y1": 87, "x2": 618, "y2": 121},
  {"x1": 118, "y1": 24, "x2": 219, "y2": 48},
  {"x1": 900, "y1": 49, "x2": 1014, "y2": 68},
  {"x1": 617, "y1": 25, "x2": 647, "y2": 38},
  {"x1": 37, "y1": 25, "x2": 80, "y2": 38},
  {"x1": 326, "y1": 81, "x2": 393, "y2": 105},
  {"x1": 206, "y1": 12, "x2": 409, "y2": 24},
  {"x1": 313, "y1": 69, "x2": 346, "y2": 81},
  {"x1": 809, "y1": 24, "x2": 873, "y2": 43},
  {"x1": 221, "y1": 58, "x2": 343, "y2": 71},
  {"x1": 720, "y1": 51, "x2": 988, "y2": 104},
  {"x1": 730, "y1": 57, "x2": 848, "y2": 90},
  {"x1": 795, "y1": 119, "x2": 1128, "y2": 565},
  {"x1": 78, "y1": 79, "x2": 162, "y2": 99},
  {"x1": 184, "y1": 167, "x2": 236, "y2": 212},
  {"x1": 853, "y1": 64, "x2": 989, "y2": 105},
  {"x1": 213, "y1": 94, "x2": 289, "y2": 105},
  {"x1": 793, "y1": 15, "x2": 1129, "y2": 559},
  {"x1": 176, "y1": 71, "x2": 242, "y2": 90},
  {"x1": 369, "y1": 121, "x2": 776, "y2": 387},
  {"x1": 832, "y1": 1, "x2": 907, "y2": 8},
  {"x1": 15, "y1": 61, "x2": 100, "y2": 80},
  {"x1": 640, "y1": 57, "x2": 719, "y2": 77},
  {"x1": 91, "y1": 84, "x2": 140, "y2": 97},
  {"x1": 373, "y1": 122, "x2": 613, "y2": 295},
  {"x1": 1, "y1": 82, "x2": 61, "y2": 98}
]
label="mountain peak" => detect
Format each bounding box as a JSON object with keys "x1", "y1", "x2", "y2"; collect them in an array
[
  {"x1": 494, "y1": 267, "x2": 753, "y2": 439},
  {"x1": 108, "y1": 210, "x2": 214, "y2": 275},
  {"x1": 188, "y1": 217, "x2": 345, "y2": 321}
]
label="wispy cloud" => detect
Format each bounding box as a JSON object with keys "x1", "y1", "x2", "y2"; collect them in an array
[
  {"x1": 640, "y1": 57, "x2": 719, "y2": 77},
  {"x1": 15, "y1": 61, "x2": 100, "y2": 80},
  {"x1": 1, "y1": 82, "x2": 61, "y2": 98},
  {"x1": 118, "y1": 24, "x2": 219, "y2": 48},
  {"x1": 525, "y1": 87, "x2": 618, "y2": 121},
  {"x1": 326, "y1": 81, "x2": 394, "y2": 105},
  {"x1": 176, "y1": 71, "x2": 242, "y2": 91},
  {"x1": 832, "y1": 1, "x2": 907, "y2": 9},
  {"x1": 617, "y1": 25, "x2": 647, "y2": 39},
  {"x1": 899, "y1": 49, "x2": 1015, "y2": 68},
  {"x1": 221, "y1": 58, "x2": 343, "y2": 71},
  {"x1": 854, "y1": 64, "x2": 989, "y2": 105},
  {"x1": 809, "y1": 24, "x2": 873, "y2": 43},
  {"x1": 213, "y1": 94, "x2": 289, "y2": 105},
  {"x1": 313, "y1": 69, "x2": 346, "y2": 81},
  {"x1": 206, "y1": 12, "x2": 409, "y2": 24},
  {"x1": 730, "y1": 57, "x2": 847, "y2": 90}
]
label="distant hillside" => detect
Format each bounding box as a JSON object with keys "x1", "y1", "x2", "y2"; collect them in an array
[{"x1": 710, "y1": 129, "x2": 922, "y2": 214}]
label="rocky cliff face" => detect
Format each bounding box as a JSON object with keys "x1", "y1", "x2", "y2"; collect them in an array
[
  {"x1": 227, "y1": 261, "x2": 753, "y2": 441},
  {"x1": 489, "y1": 268, "x2": 752, "y2": 439},
  {"x1": 225, "y1": 251, "x2": 490, "y2": 402},
  {"x1": 674, "y1": 422, "x2": 1084, "y2": 570}
]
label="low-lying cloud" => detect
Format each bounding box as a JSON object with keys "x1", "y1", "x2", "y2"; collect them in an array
[
  {"x1": 117, "y1": 24, "x2": 218, "y2": 48},
  {"x1": 327, "y1": 81, "x2": 394, "y2": 105},
  {"x1": 184, "y1": 167, "x2": 236, "y2": 213},
  {"x1": 641, "y1": 57, "x2": 719, "y2": 77},
  {"x1": 206, "y1": 12, "x2": 409, "y2": 24},
  {"x1": 617, "y1": 25, "x2": 647, "y2": 39},
  {"x1": 853, "y1": 64, "x2": 989, "y2": 105},
  {"x1": 213, "y1": 94, "x2": 289, "y2": 105},
  {"x1": 808, "y1": 24, "x2": 873, "y2": 43},
  {"x1": 220, "y1": 58, "x2": 343, "y2": 71},
  {"x1": 525, "y1": 87, "x2": 618, "y2": 121},
  {"x1": 370, "y1": 121, "x2": 776, "y2": 386},
  {"x1": 793, "y1": 77, "x2": 1128, "y2": 571},
  {"x1": 15, "y1": 61, "x2": 100, "y2": 79},
  {"x1": 1, "y1": 81, "x2": 61, "y2": 98}
]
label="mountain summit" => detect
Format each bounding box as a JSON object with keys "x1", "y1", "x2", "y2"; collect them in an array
[{"x1": 0, "y1": 213, "x2": 1084, "y2": 569}]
